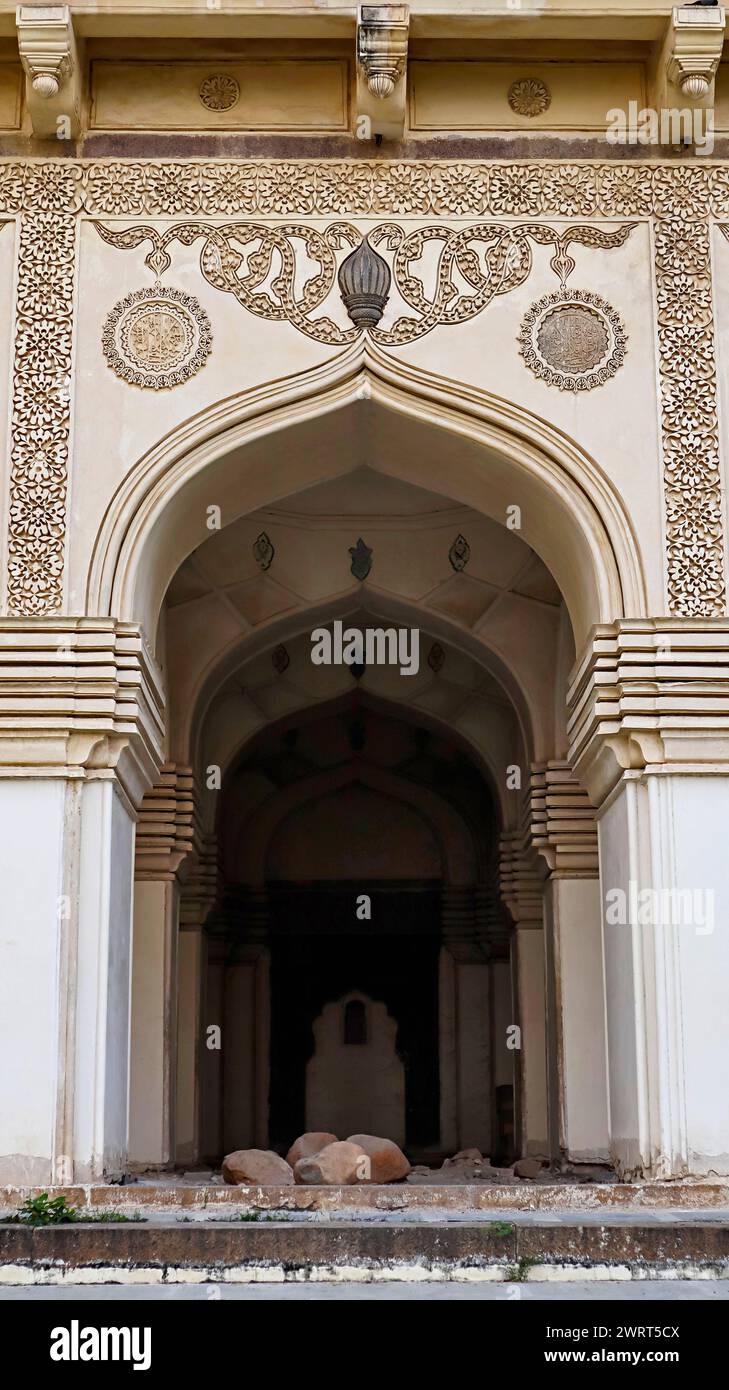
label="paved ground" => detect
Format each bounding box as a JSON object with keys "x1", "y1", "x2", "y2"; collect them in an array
[{"x1": 1, "y1": 1280, "x2": 727, "y2": 1300}]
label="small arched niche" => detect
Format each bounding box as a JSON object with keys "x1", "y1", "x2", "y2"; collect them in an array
[{"x1": 305, "y1": 992, "x2": 406, "y2": 1147}]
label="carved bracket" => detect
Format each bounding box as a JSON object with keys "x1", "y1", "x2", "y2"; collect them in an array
[
  {"x1": 654, "y1": 4, "x2": 725, "y2": 142},
  {"x1": 16, "y1": 3, "x2": 81, "y2": 138},
  {"x1": 135, "y1": 763, "x2": 200, "y2": 881},
  {"x1": 356, "y1": 3, "x2": 409, "y2": 140}
]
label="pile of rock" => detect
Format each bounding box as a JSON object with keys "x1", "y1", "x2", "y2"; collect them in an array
[
  {"x1": 407, "y1": 1149, "x2": 545, "y2": 1184},
  {"x1": 220, "y1": 1138, "x2": 550, "y2": 1188},
  {"x1": 222, "y1": 1132, "x2": 411, "y2": 1187}
]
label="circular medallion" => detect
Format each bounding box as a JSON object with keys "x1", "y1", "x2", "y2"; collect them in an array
[
  {"x1": 518, "y1": 291, "x2": 626, "y2": 391},
  {"x1": 199, "y1": 74, "x2": 240, "y2": 111},
  {"x1": 102, "y1": 287, "x2": 212, "y2": 389},
  {"x1": 507, "y1": 78, "x2": 551, "y2": 117}
]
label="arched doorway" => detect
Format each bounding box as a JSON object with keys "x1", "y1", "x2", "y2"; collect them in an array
[
  {"x1": 117, "y1": 351, "x2": 641, "y2": 1178},
  {"x1": 199, "y1": 700, "x2": 511, "y2": 1164}
]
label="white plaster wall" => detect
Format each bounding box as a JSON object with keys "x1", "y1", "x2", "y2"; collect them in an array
[
  {"x1": 0, "y1": 779, "x2": 65, "y2": 1182},
  {"x1": 74, "y1": 781, "x2": 135, "y2": 1179},
  {"x1": 599, "y1": 773, "x2": 729, "y2": 1176},
  {"x1": 667, "y1": 776, "x2": 729, "y2": 1171},
  {"x1": 597, "y1": 781, "x2": 641, "y2": 1170},
  {"x1": 548, "y1": 876, "x2": 609, "y2": 1161},
  {"x1": 515, "y1": 924, "x2": 549, "y2": 1156},
  {"x1": 129, "y1": 879, "x2": 178, "y2": 1167}
]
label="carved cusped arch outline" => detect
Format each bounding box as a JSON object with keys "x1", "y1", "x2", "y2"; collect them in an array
[{"x1": 87, "y1": 337, "x2": 647, "y2": 654}]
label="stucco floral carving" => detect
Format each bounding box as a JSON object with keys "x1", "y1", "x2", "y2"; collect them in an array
[
  {"x1": 508, "y1": 79, "x2": 551, "y2": 118},
  {"x1": 7, "y1": 212, "x2": 75, "y2": 615},
  {"x1": 656, "y1": 220, "x2": 725, "y2": 616},
  {"x1": 199, "y1": 74, "x2": 240, "y2": 112},
  {"x1": 1, "y1": 159, "x2": 726, "y2": 617},
  {"x1": 93, "y1": 218, "x2": 633, "y2": 347},
  {"x1": 0, "y1": 160, "x2": 724, "y2": 220}
]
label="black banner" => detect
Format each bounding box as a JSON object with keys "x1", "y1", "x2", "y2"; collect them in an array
[{"x1": 0, "y1": 1288, "x2": 723, "y2": 1375}]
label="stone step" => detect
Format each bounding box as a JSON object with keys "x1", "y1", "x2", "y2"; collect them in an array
[
  {"x1": 4, "y1": 1181, "x2": 729, "y2": 1213},
  {"x1": 2, "y1": 1218, "x2": 729, "y2": 1286}
]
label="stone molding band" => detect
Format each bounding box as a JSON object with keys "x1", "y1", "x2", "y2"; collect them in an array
[
  {"x1": 0, "y1": 619, "x2": 164, "y2": 806},
  {"x1": 568, "y1": 619, "x2": 729, "y2": 806}
]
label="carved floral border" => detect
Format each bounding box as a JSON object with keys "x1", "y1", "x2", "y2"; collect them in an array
[
  {"x1": 2, "y1": 159, "x2": 727, "y2": 617},
  {"x1": 0, "y1": 160, "x2": 728, "y2": 219},
  {"x1": 7, "y1": 212, "x2": 75, "y2": 615}
]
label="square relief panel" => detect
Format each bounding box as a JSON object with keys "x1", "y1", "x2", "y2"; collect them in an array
[
  {"x1": 90, "y1": 59, "x2": 349, "y2": 131},
  {"x1": 0, "y1": 63, "x2": 22, "y2": 130},
  {"x1": 409, "y1": 61, "x2": 645, "y2": 132}
]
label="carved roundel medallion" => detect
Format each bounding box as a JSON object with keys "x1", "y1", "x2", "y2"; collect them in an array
[
  {"x1": 507, "y1": 78, "x2": 551, "y2": 117},
  {"x1": 199, "y1": 74, "x2": 240, "y2": 112},
  {"x1": 518, "y1": 290, "x2": 626, "y2": 391},
  {"x1": 102, "y1": 287, "x2": 212, "y2": 389}
]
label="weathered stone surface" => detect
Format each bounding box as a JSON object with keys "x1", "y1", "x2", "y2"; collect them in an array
[
  {"x1": 441, "y1": 1152, "x2": 490, "y2": 1179},
  {"x1": 286, "y1": 1132, "x2": 338, "y2": 1167},
  {"x1": 484, "y1": 1166, "x2": 520, "y2": 1183},
  {"x1": 222, "y1": 1149, "x2": 294, "y2": 1186},
  {"x1": 346, "y1": 1134, "x2": 411, "y2": 1183},
  {"x1": 294, "y1": 1141, "x2": 366, "y2": 1186},
  {"x1": 407, "y1": 1164, "x2": 520, "y2": 1185},
  {"x1": 5, "y1": 1219, "x2": 729, "y2": 1276},
  {"x1": 514, "y1": 1157, "x2": 544, "y2": 1179}
]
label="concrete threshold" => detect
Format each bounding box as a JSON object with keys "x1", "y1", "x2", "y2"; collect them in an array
[
  {"x1": 1, "y1": 1218, "x2": 729, "y2": 1286},
  {"x1": 3, "y1": 1181, "x2": 729, "y2": 1214}
]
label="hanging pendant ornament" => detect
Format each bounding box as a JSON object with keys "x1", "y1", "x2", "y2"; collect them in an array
[{"x1": 102, "y1": 241, "x2": 212, "y2": 391}]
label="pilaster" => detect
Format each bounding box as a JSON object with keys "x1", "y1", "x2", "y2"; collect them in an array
[
  {"x1": 568, "y1": 622, "x2": 729, "y2": 1176},
  {"x1": 0, "y1": 619, "x2": 164, "y2": 1183}
]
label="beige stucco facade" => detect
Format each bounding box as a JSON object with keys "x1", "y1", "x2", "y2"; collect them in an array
[{"x1": 1, "y1": 2, "x2": 729, "y2": 1187}]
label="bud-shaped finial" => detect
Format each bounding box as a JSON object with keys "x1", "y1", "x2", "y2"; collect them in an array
[{"x1": 338, "y1": 236, "x2": 391, "y2": 328}]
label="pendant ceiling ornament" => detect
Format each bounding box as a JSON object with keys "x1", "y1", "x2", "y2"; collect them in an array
[
  {"x1": 518, "y1": 290, "x2": 627, "y2": 391},
  {"x1": 101, "y1": 284, "x2": 212, "y2": 389}
]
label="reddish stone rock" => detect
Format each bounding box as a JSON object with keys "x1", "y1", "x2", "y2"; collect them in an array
[
  {"x1": 294, "y1": 1140, "x2": 367, "y2": 1186},
  {"x1": 513, "y1": 1157, "x2": 544, "y2": 1179},
  {"x1": 285, "y1": 1132, "x2": 338, "y2": 1167},
  {"x1": 346, "y1": 1134, "x2": 411, "y2": 1183},
  {"x1": 222, "y1": 1149, "x2": 294, "y2": 1186}
]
